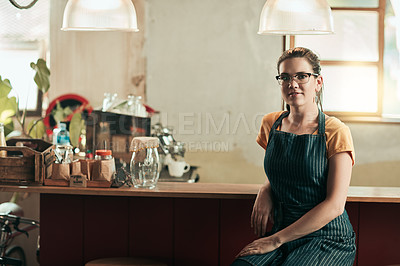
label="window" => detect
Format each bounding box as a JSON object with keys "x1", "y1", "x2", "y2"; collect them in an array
[
  {"x1": 291, "y1": 0, "x2": 400, "y2": 122},
  {"x1": 0, "y1": 0, "x2": 49, "y2": 116}
]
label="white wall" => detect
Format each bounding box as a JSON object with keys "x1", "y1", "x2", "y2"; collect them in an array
[
  {"x1": 50, "y1": 0, "x2": 146, "y2": 107},
  {"x1": 145, "y1": 0, "x2": 282, "y2": 183}
]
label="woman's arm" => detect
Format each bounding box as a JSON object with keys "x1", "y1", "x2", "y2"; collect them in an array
[
  {"x1": 251, "y1": 179, "x2": 273, "y2": 237},
  {"x1": 238, "y1": 151, "x2": 353, "y2": 257}
]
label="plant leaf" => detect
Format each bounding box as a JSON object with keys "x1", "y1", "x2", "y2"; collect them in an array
[
  {"x1": 0, "y1": 76, "x2": 13, "y2": 98},
  {"x1": 69, "y1": 112, "x2": 83, "y2": 147},
  {"x1": 28, "y1": 120, "x2": 45, "y2": 139},
  {"x1": 51, "y1": 102, "x2": 64, "y2": 123},
  {"x1": 0, "y1": 96, "x2": 17, "y2": 118},
  {"x1": 51, "y1": 102, "x2": 74, "y2": 123},
  {"x1": 112, "y1": 100, "x2": 128, "y2": 110},
  {"x1": 0, "y1": 95, "x2": 17, "y2": 136},
  {"x1": 30, "y1": 58, "x2": 50, "y2": 93}
]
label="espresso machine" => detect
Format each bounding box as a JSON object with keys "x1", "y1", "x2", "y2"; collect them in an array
[{"x1": 151, "y1": 123, "x2": 198, "y2": 182}]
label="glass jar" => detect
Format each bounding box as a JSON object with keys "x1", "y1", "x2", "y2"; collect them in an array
[
  {"x1": 95, "y1": 149, "x2": 113, "y2": 160},
  {"x1": 130, "y1": 137, "x2": 160, "y2": 189},
  {"x1": 95, "y1": 149, "x2": 116, "y2": 181}
]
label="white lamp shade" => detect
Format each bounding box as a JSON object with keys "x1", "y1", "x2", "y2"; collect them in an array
[
  {"x1": 258, "y1": 0, "x2": 334, "y2": 35},
  {"x1": 61, "y1": 0, "x2": 139, "y2": 32}
]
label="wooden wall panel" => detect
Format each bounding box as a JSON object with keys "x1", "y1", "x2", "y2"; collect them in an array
[
  {"x1": 220, "y1": 199, "x2": 257, "y2": 266},
  {"x1": 39, "y1": 193, "x2": 400, "y2": 266},
  {"x1": 83, "y1": 196, "x2": 130, "y2": 263},
  {"x1": 129, "y1": 197, "x2": 173, "y2": 265},
  {"x1": 40, "y1": 194, "x2": 84, "y2": 266},
  {"x1": 345, "y1": 202, "x2": 359, "y2": 266},
  {"x1": 358, "y1": 203, "x2": 400, "y2": 266},
  {"x1": 174, "y1": 198, "x2": 219, "y2": 266}
]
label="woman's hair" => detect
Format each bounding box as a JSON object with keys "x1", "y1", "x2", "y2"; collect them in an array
[{"x1": 277, "y1": 47, "x2": 323, "y2": 111}]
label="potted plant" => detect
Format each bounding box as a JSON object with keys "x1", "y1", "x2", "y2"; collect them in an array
[{"x1": 0, "y1": 58, "x2": 50, "y2": 139}]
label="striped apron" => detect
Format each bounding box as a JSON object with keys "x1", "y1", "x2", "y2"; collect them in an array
[{"x1": 237, "y1": 110, "x2": 356, "y2": 266}]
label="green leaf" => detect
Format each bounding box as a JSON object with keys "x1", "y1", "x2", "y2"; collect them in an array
[
  {"x1": 63, "y1": 106, "x2": 74, "y2": 117},
  {"x1": 3, "y1": 121, "x2": 14, "y2": 138},
  {"x1": 30, "y1": 58, "x2": 50, "y2": 93},
  {"x1": 28, "y1": 120, "x2": 45, "y2": 139},
  {"x1": 0, "y1": 76, "x2": 13, "y2": 98},
  {"x1": 51, "y1": 102, "x2": 74, "y2": 123},
  {"x1": 112, "y1": 100, "x2": 128, "y2": 110},
  {"x1": 69, "y1": 112, "x2": 83, "y2": 147},
  {"x1": 51, "y1": 102, "x2": 65, "y2": 123},
  {"x1": 0, "y1": 95, "x2": 17, "y2": 136},
  {"x1": 0, "y1": 97, "x2": 17, "y2": 118}
]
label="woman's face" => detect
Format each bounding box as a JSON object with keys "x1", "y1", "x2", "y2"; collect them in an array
[{"x1": 278, "y1": 57, "x2": 322, "y2": 110}]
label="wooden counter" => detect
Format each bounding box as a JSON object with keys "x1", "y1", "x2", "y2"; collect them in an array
[
  {"x1": 1, "y1": 183, "x2": 399, "y2": 266},
  {"x1": 1, "y1": 183, "x2": 400, "y2": 202}
]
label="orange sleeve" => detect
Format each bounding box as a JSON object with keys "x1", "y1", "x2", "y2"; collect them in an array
[
  {"x1": 325, "y1": 117, "x2": 355, "y2": 166},
  {"x1": 256, "y1": 111, "x2": 284, "y2": 150}
]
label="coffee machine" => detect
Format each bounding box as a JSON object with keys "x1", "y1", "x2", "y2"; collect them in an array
[{"x1": 151, "y1": 123, "x2": 198, "y2": 182}]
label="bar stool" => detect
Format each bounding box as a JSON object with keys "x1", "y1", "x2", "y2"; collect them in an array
[{"x1": 85, "y1": 257, "x2": 168, "y2": 266}]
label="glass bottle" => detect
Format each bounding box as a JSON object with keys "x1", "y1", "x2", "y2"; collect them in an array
[
  {"x1": 133, "y1": 96, "x2": 147, "y2": 117},
  {"x1": 102, "y1": 92, "x2": 118, "y2": 112},
  {"x1": 102, "y1": 92, "x2": 111, "y2": 112},
  {"x1": 0, "y1": 123, "x2": 7, "y2": 157},
  {"x1": 56, "y1": 123, "x2": 70, "y2": 145},
  {"x1": 52, "y1": 122, "x2": 61, "y2": 145},
  {"x1": 126, "y1": 94, "x2": 136, "y2": 115},
  {"x1": 130, "y1": 137, "x2": 160, "y2": 189}
]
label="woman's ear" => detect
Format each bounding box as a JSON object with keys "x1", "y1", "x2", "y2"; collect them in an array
[{"x1": 315, "y1": 75, "x2": 323, "y2": 93}]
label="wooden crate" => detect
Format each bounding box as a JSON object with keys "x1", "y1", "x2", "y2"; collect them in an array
[{"x1": 0, "y1": 139, "x2": 55, "y2": 185}]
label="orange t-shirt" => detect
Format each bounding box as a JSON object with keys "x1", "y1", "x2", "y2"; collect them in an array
[{"x1": 256, "y1": 111, "x2": 355, "y2": 165}]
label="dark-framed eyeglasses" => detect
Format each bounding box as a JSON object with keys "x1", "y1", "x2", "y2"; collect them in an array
[{"x1": 275, "y1": 72, "x2": 319, "y2": 85}]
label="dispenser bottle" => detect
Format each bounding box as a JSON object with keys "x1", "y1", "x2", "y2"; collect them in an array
[
  {"x1": 0, "y1": 123, "x2": 6, "y2": 157},
  {"x1": 56, "y1": 123, "x2": 70, "y2": 145}
]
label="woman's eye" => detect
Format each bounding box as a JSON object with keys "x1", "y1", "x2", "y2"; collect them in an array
[
  {"x1": 297, "y1": 74, "x2": 307, "y2": 80},
  {"x1": 281, "y1": 76, "x2": 290, "y2": 81}
]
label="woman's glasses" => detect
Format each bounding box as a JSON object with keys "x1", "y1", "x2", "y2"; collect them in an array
[{"x1": 275, "y1": 72, "x2": 319, "y2": 85}]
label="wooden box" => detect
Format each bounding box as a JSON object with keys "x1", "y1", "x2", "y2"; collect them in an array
[{"x1": 0, "y1": 139, "x2": 55, "y2": 185}]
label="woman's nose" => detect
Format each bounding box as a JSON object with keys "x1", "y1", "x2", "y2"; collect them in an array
[{"x1": 288, "y1": 78, "x2": 298, "y2": 87}]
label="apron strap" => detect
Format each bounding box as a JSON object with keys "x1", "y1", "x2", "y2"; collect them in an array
[
  {"x1": 271, "y1": 111, "x2": 289, "y2": 131},
  {"x1": 318, "y1": 109, "x2": 325, "y2": 135},
  {"x1": 268, "y1": 111, "x2": 289, "y2": 141}
]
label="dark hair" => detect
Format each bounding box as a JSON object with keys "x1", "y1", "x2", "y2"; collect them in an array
[{"x1": 277, "y1": 47, "x2": 323, "y2": 111}]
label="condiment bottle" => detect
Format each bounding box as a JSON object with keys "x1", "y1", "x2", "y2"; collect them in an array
[
  {"x1": 0, "y1": 123, "x2": 6, "y2": 157},
  {"x1": 130, "y1": 137, "x2": 160, "y2": 189}
]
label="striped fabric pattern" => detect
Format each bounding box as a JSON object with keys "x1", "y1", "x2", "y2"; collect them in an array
[{"x1": 236, "y1": 110, "x2": 356, "y2": 266}]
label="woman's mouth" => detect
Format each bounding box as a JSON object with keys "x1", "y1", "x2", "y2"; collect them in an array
[{"x1": 289, "y1": 92, "x2": 302, "y2": 97}]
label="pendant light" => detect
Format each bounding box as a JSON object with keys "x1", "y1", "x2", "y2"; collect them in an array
[
  {"x1": 61, "y1": 0, "x2": 139, "y2": 32},
  {"x1": 258, "y1": 0, "x2": 334, "y2": 35}
]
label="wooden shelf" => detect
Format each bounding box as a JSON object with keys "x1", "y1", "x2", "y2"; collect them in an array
[{"x1": 1, "y1": 183, "x2": 400, "y2": 202}]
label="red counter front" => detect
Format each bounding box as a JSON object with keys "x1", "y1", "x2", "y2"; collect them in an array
[{"x1": 1, "y1": 184, "x2": 400, "y2": 266}]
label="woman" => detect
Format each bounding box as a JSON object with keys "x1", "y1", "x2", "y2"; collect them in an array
[{"x1": 232, "y1": 47, "x2": 356, "y2": 265}]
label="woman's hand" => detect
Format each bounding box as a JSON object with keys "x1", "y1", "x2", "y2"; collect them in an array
[
  {"x1": 251, "y1": 183, "x2": 273, "y2": 237},
  {"x1": 236, "y1": 236, "x2": 281, "y2": 257}
]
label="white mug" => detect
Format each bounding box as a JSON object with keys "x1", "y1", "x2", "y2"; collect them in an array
[{"x1": 168, "y1": 161, "x2": 190, "y2": 177}]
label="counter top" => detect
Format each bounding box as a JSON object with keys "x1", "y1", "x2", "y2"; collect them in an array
[{"x1": 1, "y1": 183, "x2": 400, "y2": 202}]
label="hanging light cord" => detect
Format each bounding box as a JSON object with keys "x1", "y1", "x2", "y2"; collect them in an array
[{"x1": 8, "y1": 0, "x2": 39, "y2": 9}]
